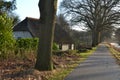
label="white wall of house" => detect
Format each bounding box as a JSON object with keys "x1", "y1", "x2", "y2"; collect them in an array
[
  {"x1": 62, "y1": 44, "x2": 69, "y2": 51},
  {"x1": 58, "y1": 44, "x2": 74, "y2": 51},
  {"x1": 71, "y1": 44, "x2": 74, "y2": 50},
  {"x1": 13, "y1": 31, "x2": 32, "y2": 39}
]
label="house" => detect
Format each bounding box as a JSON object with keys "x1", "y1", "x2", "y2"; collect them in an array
[{"x1": 13, "y1": 17, "x2": 74, "y2": 51}]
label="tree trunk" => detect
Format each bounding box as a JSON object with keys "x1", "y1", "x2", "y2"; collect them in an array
[
  {"x1": 98, "y1": 32, "x2": 101, "y2": 43},
  {"x1": 35, "y1": 0, "x2": 57, "y2": 71},
  {"x1": 92, "y1": 30, "x2": 99, "y2": 47}
]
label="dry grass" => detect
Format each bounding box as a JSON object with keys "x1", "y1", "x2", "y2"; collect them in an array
[
  {"x1": 0, "y1": 49, "x2": 96, "y2": 80},
  {"x1": 107, "y1": 43, "x2": 120, "y2": 64}
]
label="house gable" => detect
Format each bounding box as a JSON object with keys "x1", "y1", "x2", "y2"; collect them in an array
[
  {"x1": 13, "y1": 18, "x2": 29, "y2": 31},
  {"x1": 14, "y1": 31, "x2": 32, "y2": 39}
]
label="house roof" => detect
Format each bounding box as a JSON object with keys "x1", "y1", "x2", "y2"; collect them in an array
[
  {"x1": 13, "y1": 17, "x2": 73, "y2": 44},
  {"x1": 13, "y1": 17, "x2": 40, "y2": 37},
  {"x1": 13, "y1": 17, "x2": 29, "y2": 31}
]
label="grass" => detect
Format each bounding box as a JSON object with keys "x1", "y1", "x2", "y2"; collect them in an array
[
  {"x1": 80, "y1": 48, "x2": 96, "y2": 58},
  {"x1": 48, "y1": 47, "x2": 97, "y2": 80},
  {"x1": 108, "y1": 45, "x2": 120, "y2": 60},
  {"x1": 48, "y1": 69, "x2": 72, "y2": 80}
]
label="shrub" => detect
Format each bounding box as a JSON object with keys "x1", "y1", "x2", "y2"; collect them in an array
[
  {"x1": 15, "y1": 38, "x2": 39, "y2": 50},
  {"x1": 53, "y1": 43, "x2": 59, "y2": 51},
  {"x1": 0, "y1": 14, "x2": 15, "y2": 59},
  {"x1": 15, "y1": 38, "x2": 59, "y2": 52}
]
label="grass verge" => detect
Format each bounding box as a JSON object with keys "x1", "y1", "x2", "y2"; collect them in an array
[
  {"x1": 48, "y1": 47, "x2": 96, "y2": 80},
  {"x1": 108, "y1": 45, "x2": 120, "y2": 61}
]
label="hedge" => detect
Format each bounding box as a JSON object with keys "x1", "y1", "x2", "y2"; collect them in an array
[
  {"x1": 15, "y1": 38, "x2": 59, "y2": 50},
  {"x1": 16, "y1": 38, "x2": 39, "y2": 50}
]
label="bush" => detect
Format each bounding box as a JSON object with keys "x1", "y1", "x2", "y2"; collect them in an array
[
  {"x1": 15, "y1": 38, "x2": 39, "y2": 50},
  {"x1": 15, "y1": 38, "x2": 59, "y2": 51},
  {"x1": 53, "y1": 43, "x2": 59, "y2": 51},
  {"x1": 0, "y1": 14, "x2": 15, "y2": 59}
]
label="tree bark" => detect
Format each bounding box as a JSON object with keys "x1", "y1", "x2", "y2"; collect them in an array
[
  {"x1": 98, "y1": 32, "x2": 101, "y2": 43},
  {"x1": 92, "y1": 30, "x2": 99, "y2": 47},
  {"x1": 35, "y1": 0, "x2": 57, "y2": 71}
]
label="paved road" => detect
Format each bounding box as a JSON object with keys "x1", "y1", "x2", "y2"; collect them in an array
[{"x1": 65, "y1": 44, "x2": 120, "y2": 80}]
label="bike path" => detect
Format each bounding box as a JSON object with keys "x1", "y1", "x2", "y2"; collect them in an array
[{"x1": 64, "y1": 44, "x2": 120, "y2": 80}]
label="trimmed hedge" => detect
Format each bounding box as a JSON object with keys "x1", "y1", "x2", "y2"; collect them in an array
[
  {"x1": 16, "y1": 38, "x2": 39, "y2": 50},
  {"x1": 15, "y1": 38, "x2": 59, "y2": 50}
]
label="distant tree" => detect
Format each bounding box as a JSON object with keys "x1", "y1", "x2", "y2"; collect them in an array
[
  {"x1": 10, "y1": 13, "x2": 20, "y2": 25},
  {"x1": 70, "y1": 30, "x2": 92, "y2": 48},
  {"x1": 0, "y1": 14, "x2": 15, "y2": 58},
  {"x1": 100, "y1": 26, "x2": 115, "y2": 42},
  {"x1": 35, "y1": 0, "x2": 58, "y2": 71},
  {"x1": 115, "y1": 28, "x2": 120, "y2": 44},
  {"x1": 0, "y1": 0, "x2": 16, "y2": 14},
  {"x1": 61, "y1": 0, "x2": 120, "y2": 46},
  {"x1": 57, "y1": 14, "x2": 92, "y2": 47},
  {"x1": 0, "y1": 0, "x2": 19, "y2": 25},
  {"x1": 56, "y1": 14, "x2": 70, "y2": 32}
]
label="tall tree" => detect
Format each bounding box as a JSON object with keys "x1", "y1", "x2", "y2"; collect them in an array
[
  {"x1": 61, "y1": 0, "x2": 120, "y2": 46},
  {"x1": 35, "y1": 0, "x2": 57, "y2": 71}
]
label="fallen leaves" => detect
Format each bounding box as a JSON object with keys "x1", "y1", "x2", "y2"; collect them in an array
[{"x1": 0, "y1": 51, "x2": 81, "y2": 80}]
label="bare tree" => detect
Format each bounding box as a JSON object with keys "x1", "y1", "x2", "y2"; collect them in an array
[
  {"x1": 61, "y1": 0, "x2": 120, "y2": 46},
  {"x1": 56, "y1": 14, "x2": 71, "y2": 32},
  {"x1": 100, "y1": 26, "x2": 115, "y2": 42},
  {"x1": 35, "y1": 0, "x2": 57, "y2": 71}
]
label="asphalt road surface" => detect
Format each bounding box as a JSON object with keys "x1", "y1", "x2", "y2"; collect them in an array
[{"x1": 64, "y1": 44, "x2": 120, "y2": 80}]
